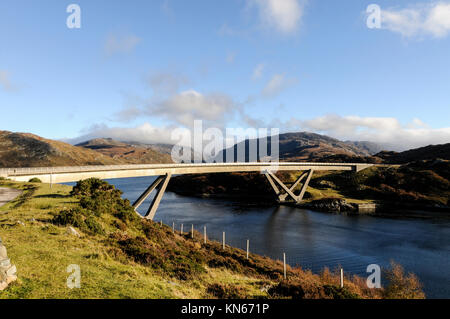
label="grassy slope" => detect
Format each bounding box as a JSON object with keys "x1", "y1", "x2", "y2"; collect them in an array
[
  {"x1": 308, "y1": 165, "x2": 449, "y2": 207},
  {"x1": 0, "y1": 180, "x2": 423, "y2": 299}
]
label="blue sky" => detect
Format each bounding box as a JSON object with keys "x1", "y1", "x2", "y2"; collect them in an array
[{"x1": 1, "y1": 0, "x2": 450, "y2": 150}]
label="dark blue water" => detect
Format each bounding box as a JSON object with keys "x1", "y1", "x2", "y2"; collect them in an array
[{"x1": 68, "y1": 176, "x2": 450, "y2": 298}]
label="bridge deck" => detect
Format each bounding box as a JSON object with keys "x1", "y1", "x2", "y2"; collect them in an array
[{"x1": 0, "y1": 162, "x2": 373, "y2": 184}]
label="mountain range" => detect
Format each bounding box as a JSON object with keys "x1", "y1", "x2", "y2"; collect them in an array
[{"x1": 0, "y1": 130, "x2": 449, "y2": 168}]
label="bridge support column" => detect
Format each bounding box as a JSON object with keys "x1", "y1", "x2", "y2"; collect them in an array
[
  {"x1": 278, "y1": 171, "x2": 308, "y2": 202},
  {"x1": 296, "y1": 169, "x2": 314, "y2": 203},
  {"x1": 145, "y1": 173, "x2": 172, "y2": 220},
  {"x1": 264, "y1": 172, "x2": 281, "y2": 197},
  {"x1": 132, "y1": 173, "x2": 172, "y2": 220},
  {"x1": 132, "y1": 176, "x2": 164, "y2": 210},
  {"x1": 264, "y1": 170, "x2": 314, "y2": 204}
]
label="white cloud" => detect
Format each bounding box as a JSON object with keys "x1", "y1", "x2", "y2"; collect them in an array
[
  {"x1": 0, "y1": 70, "x2": 17, "y2": 92},
  {"x1": 380, "y1": 2, "x2": 450, "y2": 38},
  {"x1": 68, "y1": 122, "x2": 184, "y2": 146},
  {"x1": 249, "y1": 0, "x2": 305, "y2": 34},
  {"x1": 151, "y1": 90, "x2": 239, "y2": 127},
  {"x1": 299, "y1": 114, "x2": 450, "y2": 151},
  {"x1": 145, "y1": 71, "x2": 190, "y2": 95},
  {"x1": 252, "y1": 63, "x2": 265, "y2": 80},
  {"x1": 261, "y1": 73, "x2": 298, "y2": 97},
  {"x1": 114, "y1": 88, "x2": 240, "y2": 128},
  {"x1": 104, "y1": 33, "x2": 141, "y2": 56}
]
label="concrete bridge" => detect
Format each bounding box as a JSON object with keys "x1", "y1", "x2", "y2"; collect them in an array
[{"x1": 0, "y1": 162, "x2": 374, "y2": 220}]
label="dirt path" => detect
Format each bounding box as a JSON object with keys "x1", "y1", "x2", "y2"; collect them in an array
[{"x1": 0, "y1": 187, "x2": 22, "y2": 208}]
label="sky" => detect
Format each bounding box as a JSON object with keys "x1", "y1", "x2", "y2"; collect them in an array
[{"x1": 1, "y1": 0, "x2": 450, "y2": 151}]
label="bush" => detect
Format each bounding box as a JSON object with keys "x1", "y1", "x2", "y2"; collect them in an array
[
  {"x1": 52, "y1": 207, "x2": 104, "y2": 235},
  {"x1": 383, "y1": 262, "x2": 425, "y2": 299},
  {"x1": 207, "y1": 283, "x2": 247, "y2": 299},
  {"x1": 71, "y1": 178, "x2": 121, "y2": 199},
  {"x1": 72, "y1": 178, "x2": 140, "y2": 225},
  {"x1": 52, "y1": 208, "x2": 85, "y2": 228},
  {"x1": 268, "y1": 281, "x2": 305, "y2": 299},
  {"x1": 28, "y1": 177, "x2": 42, "y2": 183},
  {"x1": 85, "y1": 216, "x2": 104, "y2": 235}
]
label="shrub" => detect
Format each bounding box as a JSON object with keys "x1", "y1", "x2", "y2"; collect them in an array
[
  {"x1": 383, "y1": 262, "x2": 425, "y2": 299},
  {"x1": 268, "y1": 281, "x2": 305, "y2": 299},
  {"x1": 28, "y1": 177, "x2": 42, "y2": 183},
  {"x1": 52, "y1": 208, "x2": 85, "y2": 228},
  {"x1": 71, "y1": 178, "x2": 121, "y2": 199},
  {"x1": 72, "y1": 178, "x2": 140, "y2": 225},
  {"x1": 322, "y1": 285, "x2": 360, "y2": 299},
  {"x1": 52, "y1": 207, "x2": 104, "y2": 235},
  {"x1": 85, "y1": 216, "x2": 104, "y2": 235},
  {"x1": 207, "y1": 283, "x2": 247, "y2": 299}
]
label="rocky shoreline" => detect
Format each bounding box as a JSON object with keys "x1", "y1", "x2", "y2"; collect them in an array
[{"x1": 296, "y1": 198, "x2": 359, "y2": 213}]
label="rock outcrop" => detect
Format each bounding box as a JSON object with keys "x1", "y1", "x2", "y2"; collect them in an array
[
  {"x1": 0, "y1": 237, "x2": 17, "y2": 291},
  {"x1": 299, "y1": 198, "x2": 357, "y2": 213}
]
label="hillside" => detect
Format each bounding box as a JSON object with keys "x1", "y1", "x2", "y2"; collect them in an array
[
  {"x1": 214, "y1": 132, "x2": 377, "y2": 163},
  {"x1": 76, "y1": 138, "x2": 173, "y2": 164},
  {"x1": 375, "y1": 143, "x2": 450, "y2": 164},
  {"x1": 0, "y1": 178, "x2": 423, "y2": 299},
  {"x1": 0, "y1": 132, "x2": 173, "y2": 168},
  {"x1": 0, "y1": 131, "x2": 121, "y2": 168}
]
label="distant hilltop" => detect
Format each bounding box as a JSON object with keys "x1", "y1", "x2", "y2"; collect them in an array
[
  {"x1": 0, "y1": 129, "x2": 449, "y2": 168},
  {"x1": 0, "y1": 131, "x2": 172, "y2": 168}
]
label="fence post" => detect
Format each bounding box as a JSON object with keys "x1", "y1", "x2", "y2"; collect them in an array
[
  {"x1": 172, "y1": 221, "x2": 175, "y2": 234},
  {"x1": 191, "y1": 224, "x2": 194, "y2": 239},
  {"x1": 246, "y1": 240, "x2": 249, "y2": 259},
  {"x1": 181, "y1": 224, "x2": 183, "y2": 235},
  {"x1": 340, "y1": 268, "x2": 344, "y2": 288},
  {"x1": 283, "y1": 253, "x2": 287, "y2": 280},
  {"x1": 204, "y1": 226, "x2": 207, "y2": 244},
  {"x1": 222, "y1": 232, "x2": 225, "y2": 250},
  {"x1": 160, "y1": 220, "x2": 163, "y2": 226}
]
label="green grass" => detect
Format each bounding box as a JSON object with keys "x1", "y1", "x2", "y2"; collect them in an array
[
  {"x1": 0, "y1": 180, "x2": 276, "y2": 298},
  {"x1": 0, "y1": 179, "x2": 425, "y2": 299}
]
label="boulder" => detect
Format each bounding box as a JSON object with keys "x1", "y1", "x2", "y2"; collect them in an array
[
  {"x1": 6, "y1": 265, "x2": 17, "y2": 277},
  {"x1": 0, "y1": 258, "x2": 11, "y2": 268},
  {"x1": 66, "y1": 226, "x2": 81, "y2": 237},
  {"x1": 0, "y1": 238, "x2": 18, "y2": 291},
  {"x1": 0, "y1": 245, "x2": 7, "y2": 259}
]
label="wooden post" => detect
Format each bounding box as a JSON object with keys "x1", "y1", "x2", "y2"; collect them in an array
[
  {"x1": 222, "y1": 232, "x2": 225, "y2": 250},
  {"x1": 340, "y1": 268, "x2": 344, "y2": 288},
  {"x1": 181, "y1": 224, "x2": 183, "y2": 235},
  {"x1": 283, "y1": 253, "x2": 287, "y2": 280},
  {"x1": 172, "y1": 221, "x2": 175, "y2": 233},
  {"x1": 246, "y1": 240, "x2": 249, "y2": 259},
  {"x1": 203, "y1": 226, "x2": 206, "y2": 244},
  {"x1": 160, "y1": 220, "x2": 163, "y2": 226},
  {"x1": 191, "y1": 224, "x2": 194, "y2": 239}
]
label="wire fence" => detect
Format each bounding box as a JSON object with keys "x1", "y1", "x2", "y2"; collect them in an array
[{"x1": 157, "y1": 218, "x2": 366, "y2": 282}]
